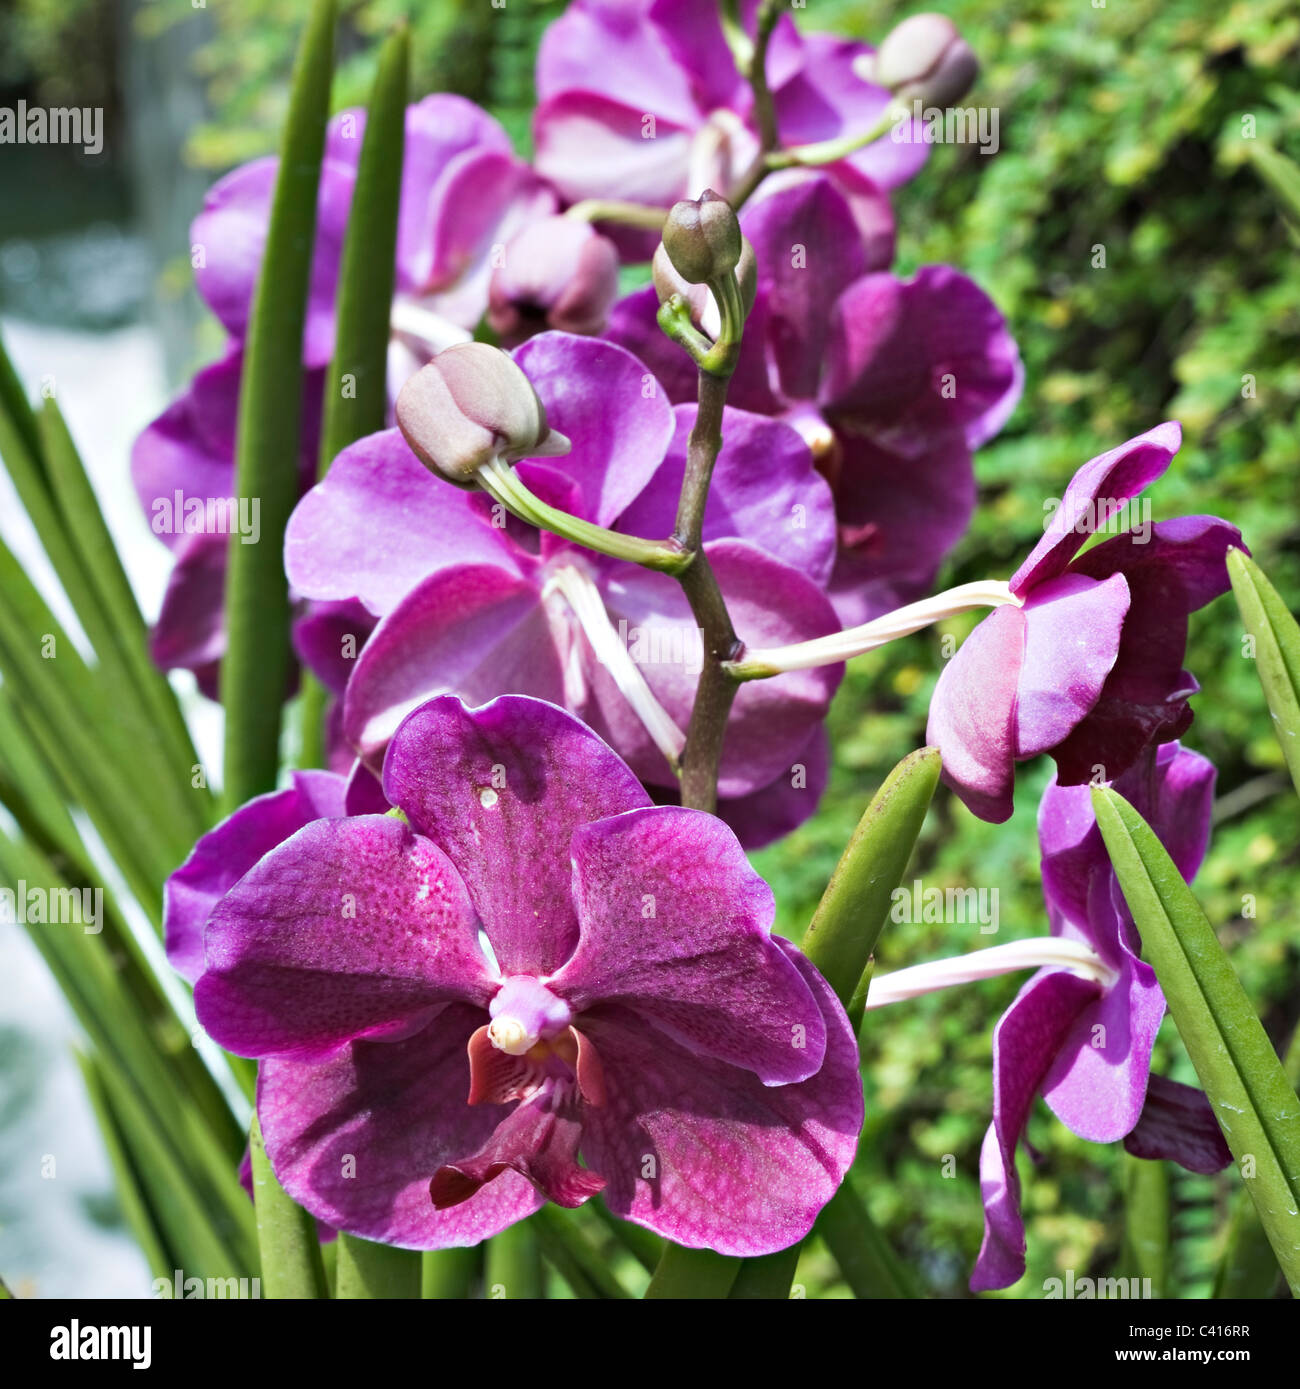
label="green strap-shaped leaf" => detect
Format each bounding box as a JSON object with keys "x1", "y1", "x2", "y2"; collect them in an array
[
  {"x1": 1092, "y1": 785, "x2": 1300, "y2": 1296},
  {"x1": 249, "y1": 1115, "x2": 329, "y2": 1299},
  {"x1": 1228, "y1": 548, "x2": 1300, "y2": 796},
  {"x1": 532, "y1": 1206, "x2": 634, "y2": 1299},
  {"x1": 335, "y1": 1233, "x2": 422, "y2": 1299},
  {"x1": 1121, "y1": 1153, "x2": 1169, "y2": 1296},
  {"x1": 484, "y1": 1218, "x2": 544, "y2": 1300},
  {"x1": 298, "y1": 23, "x2": 409, "y2": 771},
  {"x1": 222, "y1": 0, "x2": 337, "y2": 811},
  {"x1": 421, "y1": 1248, "x2": 480, "y2": 1300}
]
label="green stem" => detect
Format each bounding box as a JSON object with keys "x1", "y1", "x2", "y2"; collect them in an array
[
  {"x1": 533, "y1": 1207, "x2": 634, "y2": 1299},
  {"x1": 222, "y1": 0, "x2": 336, "y2": 811},
  {"x1": 1122, "y1": 1155, "x2": 1170, "y2": 1296},
  {"x1": 335, "y1": 1234, "x2": 422, "y2": 1299},
  {"x1": 484, "y1": 1219, "x2": 543, "y2": 1300},
  {"x1": 249, "y1": 1115, "x2": 328, "y2": 1299},
  {"x1": 645, "y1": 1246, "x2": 739, "y2": 1299},
  {"x1": 817, "y1": 1177, "x2": 918, "y2": 1298},
  {"x1": 422, "y1": 1247, "x2": 480, "y2": 1299}
]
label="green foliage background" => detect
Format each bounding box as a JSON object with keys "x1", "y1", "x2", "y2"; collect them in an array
[{"x1": 4, "y1": 0, "x2": 1297, "y2": 1296}]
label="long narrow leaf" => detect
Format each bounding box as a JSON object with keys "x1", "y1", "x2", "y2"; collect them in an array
[{"x1": 1092, "y1": 785, "x2": 1300, "y2": 1295}]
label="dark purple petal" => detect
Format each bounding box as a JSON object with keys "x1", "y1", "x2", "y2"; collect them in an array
[
  {"x1": 551, "y1": 805, "x2": 826, "y2": 1084},
  {"x1": 149, "y1": 531, "x2": 228, "y2": 677},
  {"x1": 614, "y1": 403, "x2": 836, "y2": 584},
  {"x1": 513, "y1": 333, "x2": 675, "y2": 527},
  {"x1": 821, "y1": 266, "x2": 1023, "y2": 453},
  {"x1": 292, "y1": 599, "x2": 376, "y2": 696},
  {"x1": 258, "y1": 1008, "x2": 545, "y2": 1248},
  {"x1": 381, "y1": 695, "x2": 651, "y2": 977},
  {"x1": 604, "y1": 285, "x2": 700, "y2": 404},
  {"x1": 971, "y1": 969, "x2": 1101, "y2": 1292},
  {"x1": 164, "y1": 770, "x2": 348, "y2": 983},
  {"x1": 285, "y1": 427, "x2": 519, "y2": 616},
  {"x1": 578, "y1": 939, "x2": 861, "y2": 1255},
  {"x1": 1010, "y1": 423, "x2": 1182, "y2": 595},
  {"x1": 927, "y1": 604, "x2": 1026, "y2": 823},
  {"x1": 1122, "y1": 1074, "x2": 1233, "y2": 1174},
  {"x1": 1014, "y1": 572, "x2": 1129, "y2": 760},
  {"x1": 826, "y1": 432, "x2": 976, "y2": 627},
  {"x1": 432, "y1": 1087, "x2": 604, "y2": 1210},
  {"x1": 718, "y1": 727, "x2": 830, "y2": 849},
  {"x1": 196, "y1": 816, "x2": 493, "y2": 1059},
  {"x1": 341, "y1": 564, "x2": 560, "y2": 768}
]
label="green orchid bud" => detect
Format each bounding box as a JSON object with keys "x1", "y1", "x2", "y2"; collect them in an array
[{"x1": 660, "y1": 189, "x2": 743, "y2": 286}]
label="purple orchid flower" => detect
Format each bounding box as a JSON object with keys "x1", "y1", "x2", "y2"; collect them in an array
[
  {"x1": 607, "y1": 177, "x2": 1023, "y2": 627},
  {"x1": 927, "y1": 422, "x2": 1244, "y2": 822},
  {"x1": 973, "y1": 741, "x2": 1232, "y2": 1291},
  {"x1": 132, "y1": 96, "x2": 554, "y2": 690},
  {"x1": 191, "y1": 694, "x2": 862, "y2": 1252},
  {"x1": 533, "y1": 0, "x2": 925, "y2": 255},
  {"x1": 284, "y1": 332, "x2": 843, "y2": 848}
]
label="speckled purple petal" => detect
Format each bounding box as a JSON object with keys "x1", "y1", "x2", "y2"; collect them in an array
[
  {"x1": 285, "y1": 427, "x2": 516, "y2": 616},
  {"x1": 513, "y1": 334, "x2": 675, "y2": 527},
  {"x1": 165, "y1": 770, "x2": 348, "y2": 984},
  {"x1": 551, "y1": 805, "x2": 825, "y2": 1084},
  {"x1": 718, "y1": 727, "x2": 830, "y2": 850},
  {"x1": 1122, "y1": 1074, "x2": 1232, "y2": 1174},
  {"x1": 1015, "y1": 571, "x2": 1130, "y2": 760},
  {"x1": 1010, "y1": 423, "x2": 1182, "y2": 595},
  {"x1": 382, "y1": 695, "x2": 651, "y2": 978},
  {"x1": 341, "y1": 564, "x2": 561, "y2": 769},
  {"x1": 577, "y1": 939, "x2": 861, "y2": 1255},
  {"x1": 258, "y1": 1009, "x2": 545, "y2": 1248},
  {"x1": 927, "y1": 603, "x2": 1026, "y2": 823},
  {"x1": 195, "y1": 815, "x2": 494, "y2": 1059},
  {"x1": 971, "y1": 969, "x2": 1101, "y2": 1292}
]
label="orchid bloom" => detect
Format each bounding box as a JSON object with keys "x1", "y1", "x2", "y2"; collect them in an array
[
  {"x1": 973, "y1": 742, "x2": 1233, "y2": 1289},
  {"x1": 190, "y1": 694, "x2": 862, "y2": 1252},
  {"x1": 608, "y1": 177, "x2": 1024, "y2": 626},
  {"x1": 285, "y1": 332, "x2": 843, "y2": 847},
  {"x1": 927, "y1": 422, "x2": 1243, "y2": 822},
  {"x1": 533, "y1": 0, "x2": 926, "y2": 252},
  {"x1": 132, "y1": 95, "x2": 554, "y2": 688}
]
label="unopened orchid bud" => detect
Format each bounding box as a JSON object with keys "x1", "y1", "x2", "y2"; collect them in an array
[
  {"x1": 395, "y1": 342, "x2": 570, "y2": 488},
  {"x1": 487, "y1": 216, "x2": 621, "y2": 346},
  {"x1": 869, "y1": 13, "x2": 978, "y2": 107},
  {"x1": 660, "y1": 189, "x2": 742, "y2": 285},
  {"x1": 652, "y1": 237, "x2": 756, "y2": 326}
]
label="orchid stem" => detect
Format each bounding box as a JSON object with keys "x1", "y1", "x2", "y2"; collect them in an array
[
  {"x1": 249, "y1": 1115, "x2": 328, "y2": 1299},
  {"x1": 485, "y1": 1218, "x2": 543, "y2": 1300},
  {"x1": 335, "y1": 1233, "x2": 422, "y2": 1299},
  {"x1": 422, "y1": 1247, "x2": 480, "y2": 1299}
]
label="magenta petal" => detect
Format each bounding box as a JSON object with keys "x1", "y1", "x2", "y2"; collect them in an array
[
  {"x1": 259, "y1": 1008, "x2": 544, "y2": 1248},
  {"x1": 394, "y1": 95, "x2": 513, "y2": 292},
  {"x1": 971, "y1": 969, "x2": 1101, "y2": 1292},
  {"x1": 1010, "y1": 423, "x2": 1182, "y2": 594},
  {"x1": 285, "y1": 428, "x2": 515, "y2": 615},
  {"x1": 382, "y1": 695, "x2": 651, "y2": 977},
  {"x1": 341, "y1": 564, "x2": 560, "y2": 767},
  {"x1": 927, "y1": 604, "x2": 1027, "y2": 823},
  {"x1": 432, "y1": 1089, "x2": 604, "y2": 1210},
  {"x1": 1122, "y1": 1074, "x2": 1232, "y2": 1174},
  {"x1": 604, "y1": 285, "x2": 700, "y2": 404},
  {"x1": 741, "y1": 179, "x2": 868, "y2": 403},
  {"x1": 164, "y1": 770, "x2": 348, "y2": 983},
  {"x1": 821, "y1": 266, "x2": 1023, "y2": 452},
  {"x1": 578, "y1": 940, "x2": 861, "y2": 1256},
  {"x1": 533, "y1": 91, "x2": 694, "y2": 207},
  {"x1": 195, "y1": 816, "x2": 493, "y2": 1059},
  {"x1": 1040, "y1": 955, "x2": 1165, "y2": 1143},
  {"x1": 149, "y1": 531, "x2": 229, "y2": 676},
  {"x1": 615, "y1": 404, "x2": 837, "y2": 585},
  {"x1": 552, "y1": 805, "x2": 826, "y2": 1084},
  {"x1": 513, "y1": 334, "x2": 675, "y2": 527},
  {"x1": 192, "y1": 155, "x2": 354, "y2": 366},
  {"x1": 1015, "y1": 572, "x2": 1130, "y2": 759},
  {"x1": 131, "y1": 351, "x2": 241, "y2": 552}
]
